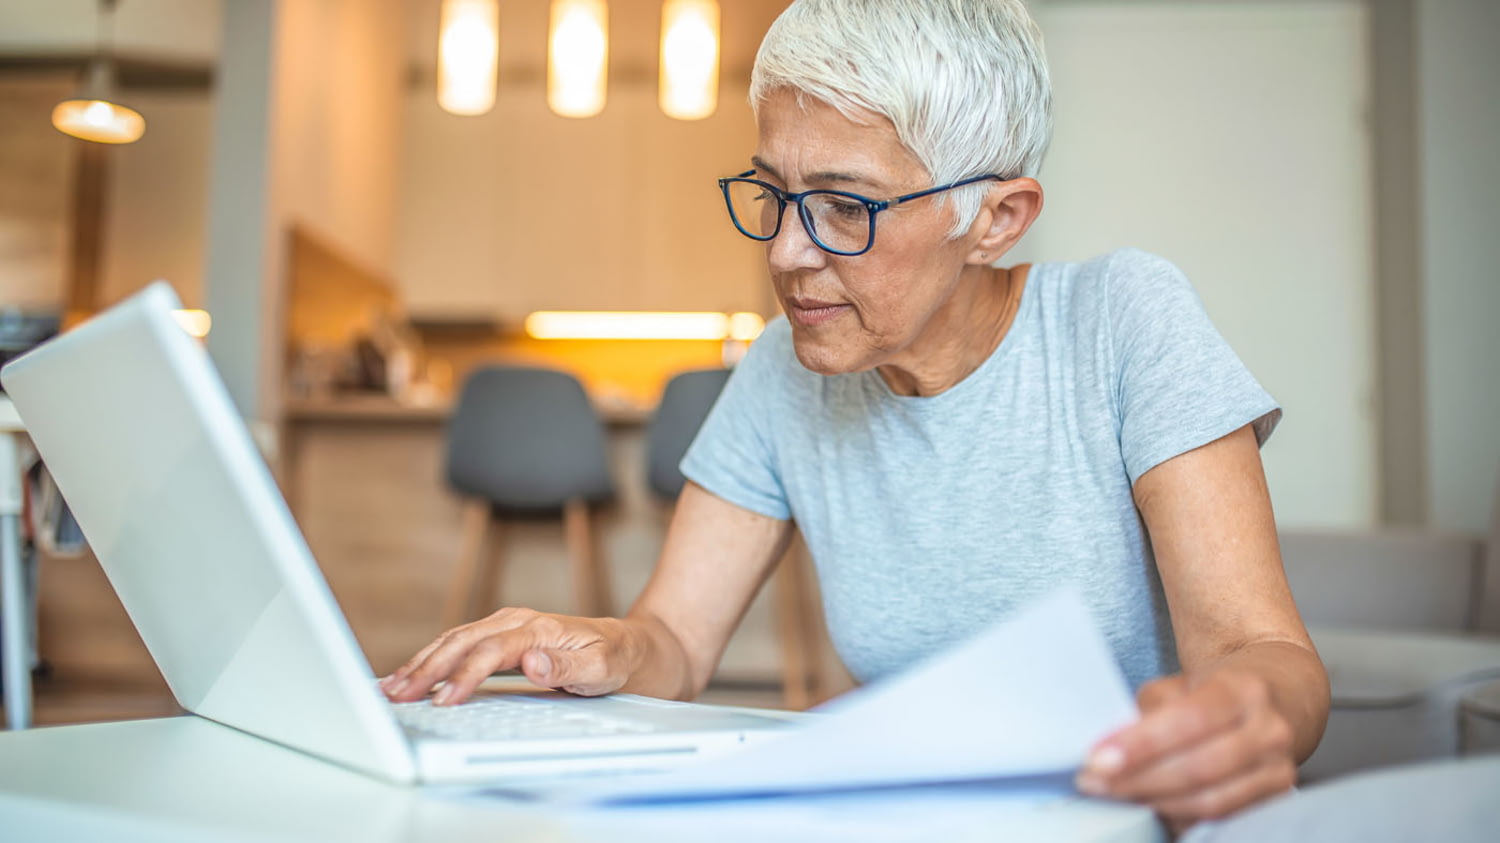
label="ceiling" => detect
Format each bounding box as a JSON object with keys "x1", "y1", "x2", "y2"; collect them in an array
[
  {"x1": 0, "y1": 0, "x2": 789, "y2": 90},
  {"x1": 0, "y1": 0, "x2": 223, "y2": 62}
]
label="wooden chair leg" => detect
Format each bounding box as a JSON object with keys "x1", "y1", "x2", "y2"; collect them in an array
[
  {"x1": 794, "y1": 545, "x2": 826, "y2": 704},
  {"x1": 774, "y1": 539, "x2": 815, "y2": 710},
  {"x1": 473, "y1": 517, "x2": 507, "y2": 618},
  {"x1": 441, "y1": 500, "x2": 493, "y2": 629},
  {"x1": 563, "y1": 498, "x2": 611, "y2": 617}
]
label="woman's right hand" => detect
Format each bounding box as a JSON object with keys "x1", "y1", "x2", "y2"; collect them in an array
[{"x1": 379, "y1": 607, "x2": 645, "y2": 706}]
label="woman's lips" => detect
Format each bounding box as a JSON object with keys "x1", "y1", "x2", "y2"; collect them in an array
[{"x1": 787, "y1": 298, "x2": 851, "y2": 327}]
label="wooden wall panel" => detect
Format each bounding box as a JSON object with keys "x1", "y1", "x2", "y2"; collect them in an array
[{"x1": 0, "y1": 74, "x2": 75, "y2": 311}]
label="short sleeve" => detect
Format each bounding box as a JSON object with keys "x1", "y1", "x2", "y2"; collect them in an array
[
  {"x1": 678, "y1": 320, "x2": 793, "y2": 520},
  {"x1": 1106, "y1": 250, "x2": 1282, "y2": 484}
]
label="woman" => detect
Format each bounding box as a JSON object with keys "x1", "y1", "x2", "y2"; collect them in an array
[{"x1": 384, "y1": 0, "x2": 1328, "y2": 829}]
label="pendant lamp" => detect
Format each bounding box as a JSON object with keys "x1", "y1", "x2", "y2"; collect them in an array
[
  {"x1": 549, "y1": 0, "x2": 609, "y2": 118},
  {"x1": 438, "y1": 0, "x2": 501, "y2": 116},
  {"x1": 659, "y1": 0, "x2": 719, "y2": 121},
  {"x1": 52, "y1": 0, "x2": 145, "y2": 144}
]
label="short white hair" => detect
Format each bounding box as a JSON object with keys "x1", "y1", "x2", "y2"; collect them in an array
[{"x1": 750, "y1": 0, "x2": 1052, "y2": 238}]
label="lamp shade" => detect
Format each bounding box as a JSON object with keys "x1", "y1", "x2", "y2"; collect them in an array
[
  {"x1": 438, "y1": 0, "x2": 500, "y2": 116},
  {"x1": 52, "y1": 97, "x2": 145, "y2": 144},
  {"x1": 52, "y1": 58, "x2": 144, "y2": 144},
  {"x1": 659, "y1": 0, "x2": 718, "y2": 120},
  {"x1": 549, "y1": 0, "x2": 609, "y2": 118}
]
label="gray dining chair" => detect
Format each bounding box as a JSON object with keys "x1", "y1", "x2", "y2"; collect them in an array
[
  {"x1": 645, "y1": 367, "x2": 828, "y2": 710},
  {"x1": 441, "y1": 366, "x2": 615, "y2": 628},
  {"x1": 644, "y1": 368, "x2": 733, "y2": 500}
]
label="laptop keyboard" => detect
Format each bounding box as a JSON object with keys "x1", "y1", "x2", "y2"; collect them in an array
[{"x1": 390, "y1": 695, "x2": 664, "y2": 741}]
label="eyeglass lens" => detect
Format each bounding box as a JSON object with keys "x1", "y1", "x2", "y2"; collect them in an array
[{"x1": 725, "y1": 180, "x2": 873, "y2": 254}]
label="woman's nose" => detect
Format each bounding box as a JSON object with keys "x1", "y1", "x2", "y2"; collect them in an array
[{"x1": 766, "y1": 203, "x2": 826, "y2": 273}]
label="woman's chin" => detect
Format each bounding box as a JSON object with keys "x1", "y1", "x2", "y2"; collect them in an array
[{"x1": 791, "y1": 336, "x2": 873, "y2": 377}]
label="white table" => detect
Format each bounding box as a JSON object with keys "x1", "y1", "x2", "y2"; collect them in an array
[
  {"x1": 0, "y1": 394, "x2": 32, "y2": 730},
  {"x1": 0, "y1": 715, "x2": 1164, "y2": 842}
]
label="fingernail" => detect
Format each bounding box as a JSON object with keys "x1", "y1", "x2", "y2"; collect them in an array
[
  {"x1": 1087, "y1": 745, "x2": 1126, "y2": 775},
  {"x1": 433, "y1": 684, "x2": 455, "y2": 706},
  {"x1": 1075, "y1": 773, "x2": 1107, "y2": 795},
  {"x1": 386, "y1": 678, "x2": 408, "y2": 697},
  {"x1": 531, "y1": 651, "x2": 552, "y2": 679}
]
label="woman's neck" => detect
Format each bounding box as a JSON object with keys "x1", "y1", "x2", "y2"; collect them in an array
[{"x1": 876, "y1": 264, "x2": 1029, "y2": 398}]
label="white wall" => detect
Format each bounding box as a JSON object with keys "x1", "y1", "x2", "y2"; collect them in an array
[
  {"x1": 1019, "y1": 1, "x2": 1376, "y2": 528},
  {"x1": 1417, "y1": 0, "x2": 1500, "y2": 532}
]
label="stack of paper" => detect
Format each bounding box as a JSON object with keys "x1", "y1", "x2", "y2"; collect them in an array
[{"x1": 582, "y1": 588, "x2": 1137, "y2": 803}]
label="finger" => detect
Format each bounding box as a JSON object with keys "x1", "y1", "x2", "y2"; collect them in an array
[
  {"x1": 1150, "y1": 755, "x2": 1297, "y2": 824},
  {"x1": 383, "y1": 610, "x2": 539, "y2": 698},
  {"x1": 1079, "y1": 677, "x2": 1186, "y2": 772},
  {"x1": 1088, "y1": 721, "x2": 1263, "y2": 802},
  {"x1": 522, "y1": 646, "x2": 621, "y2": 697},
  {"x1": 392, "y1": 626, "x2": 533, "y2": 703},
  {"x1": 519, "y1": 649, "x2": 560, "y2": 688},
  {"x1": 431, "y1": 636, "x2": 530, "y2": 706},
  {"x1": 382, "y1": 635, "x2": 449, "y2": 693},
  {"x1": 1082, "y1": 680, "x2": 1247, "y2": 782},
  {"x1": 382, "y1": 633, "x2": 464, "y2": 699},
  {"x1": 1118, "y1": 703, "x2": 1295, "y2": 803},
  {"x1": 1136, "y1": 675, "x2": 1189, "y2": 713}
]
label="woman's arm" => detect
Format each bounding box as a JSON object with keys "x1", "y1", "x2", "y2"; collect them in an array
[
  {"x1": 1076, "y1": 424, "x2": 1329, "y2": 828},
  {"x1": 383, "y1": 481, "x2": 794, "y2": 705}
]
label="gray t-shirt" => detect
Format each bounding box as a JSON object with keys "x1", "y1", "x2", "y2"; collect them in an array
[{"x1": 681, "y1": 248, "x2": 1280, "y2": 690}]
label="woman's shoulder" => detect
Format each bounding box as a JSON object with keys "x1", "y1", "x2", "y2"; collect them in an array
[
  {"x1": 1039, "y1": 247, "x2": 1191, "y2": 292},
  {"x1": 1031, "y1": 248, "x2": 1200, "y2": 320}
]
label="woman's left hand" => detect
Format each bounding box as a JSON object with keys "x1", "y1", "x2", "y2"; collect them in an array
[{"x1": 1075, "y1": 666, "x2": 1299, "y2": 831}]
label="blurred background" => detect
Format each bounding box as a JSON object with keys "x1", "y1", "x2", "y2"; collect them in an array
[{"x1": 0, "y1": 0, "x2": 1496, "y2": 738}]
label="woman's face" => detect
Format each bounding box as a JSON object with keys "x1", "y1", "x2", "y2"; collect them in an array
[{"x1": 752, "y1": 88, "x2": 984, "y2": 377}]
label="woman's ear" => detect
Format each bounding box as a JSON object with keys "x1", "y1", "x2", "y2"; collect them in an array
[{"x1": 966, "y1": 177, "x2": 1045, "y2": 265}]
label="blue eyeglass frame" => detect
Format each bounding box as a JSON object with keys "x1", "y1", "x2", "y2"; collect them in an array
[{"x1": 716, "y1": 169, "x2": 1009, "y2": 257}]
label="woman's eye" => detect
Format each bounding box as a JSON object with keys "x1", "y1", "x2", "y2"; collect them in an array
[{"x1": 827, "y1": 199, "x2": 866, "y2": 219}]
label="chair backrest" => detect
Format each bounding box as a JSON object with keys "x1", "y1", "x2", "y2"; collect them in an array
[
  {"x1": 444, "y1": 366, "x2": 613, "y2": 513},
  {"x1": 645, "y1": 368, "x2": 732, "y2": 500},
  {"x1": 1280, "y1": 528, "x2": 1485, "y2": 632}
]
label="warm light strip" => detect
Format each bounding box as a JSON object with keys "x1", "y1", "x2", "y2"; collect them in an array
[
  {"x1": 549, "y1": 0, "x2": 609, "y2": 118},
  {"x1": 172, "y1": 309, "x2": 212, "y2": 339},
  {"x1": 659, "y1": 0, "x2": 719, "y2": 120},
  {"x1": 726, "y1": 311, "x2": 765, "y2": 342},
  {"x1": 525, "y1": 311, "x2": 764, "y2": 341},
  {"x1": 438, "y1": 0, "x2": 500, "y2": 116}
]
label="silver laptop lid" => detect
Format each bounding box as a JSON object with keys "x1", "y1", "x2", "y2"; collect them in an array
[{"x1": 1, "y1": 282, "x2": 415, "y2": 782}]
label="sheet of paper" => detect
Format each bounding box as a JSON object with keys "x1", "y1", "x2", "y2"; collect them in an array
[{"x1": 579, "y1": 587, "x2": 1138, "y2": 803}]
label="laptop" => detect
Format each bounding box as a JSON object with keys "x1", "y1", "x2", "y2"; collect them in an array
[{"x1": 0, "y1": 281, "x2": 792, "y2": 786}]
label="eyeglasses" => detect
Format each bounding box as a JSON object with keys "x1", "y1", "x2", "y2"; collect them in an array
[{"x1": 717, "y1": 170, "x2": 1008, "y2": 257}]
